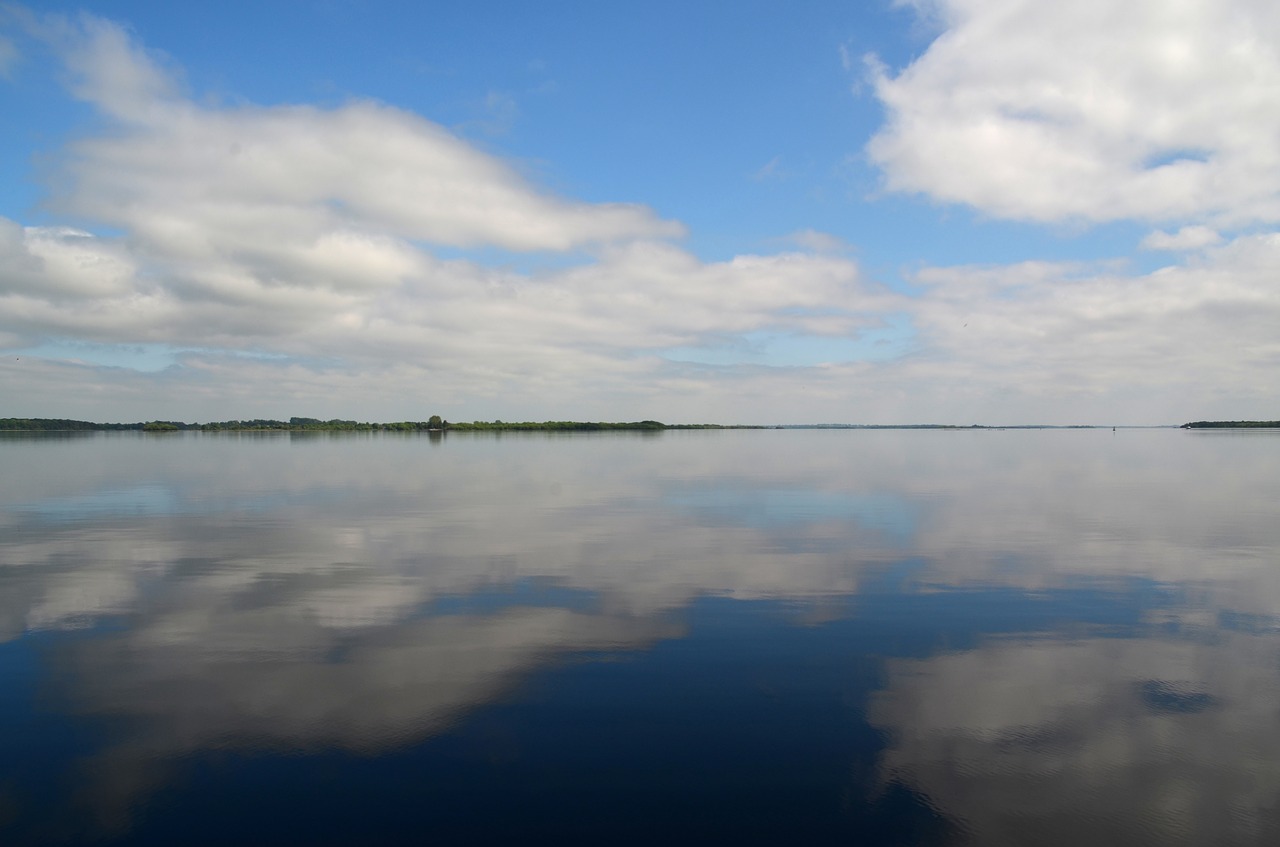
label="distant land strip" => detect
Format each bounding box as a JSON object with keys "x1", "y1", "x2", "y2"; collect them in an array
[
  {"x1": 0, "y1": 416, "x2": 742, "y2": 432},
  {"x1": 1181, "y1": 420, "x2": 1280, "y2": 428},
  {"x1": 2, "y1": 417, "x2": 1150, "y2": 432}
]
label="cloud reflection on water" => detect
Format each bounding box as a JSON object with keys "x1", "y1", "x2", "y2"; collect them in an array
[
  {"x1": 869, "y1": 630, "x2": 1280, "y2": 845},
  {"x1": 1, "y1": 429, "x2": 1279, "y2": 839}
]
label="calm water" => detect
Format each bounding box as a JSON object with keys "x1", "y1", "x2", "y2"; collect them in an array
[{"x1": 2, "y1": 428, "x2": 1280, "y2": 845}]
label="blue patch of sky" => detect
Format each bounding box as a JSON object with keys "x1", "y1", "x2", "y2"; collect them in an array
[
  {"x1": 0, "y1": 33, "x2": 96, "y2": 222},
  {"x1": 12, "y1": 341, "x2": 180, "y2": 371},
  {"x1": 1142, "y1": 148, "x2": 1211, "y2": 170}
]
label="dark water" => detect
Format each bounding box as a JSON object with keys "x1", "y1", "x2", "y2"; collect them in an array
[{"x1": 2, "y1": 428, "x2": 1279, "y2": 845}]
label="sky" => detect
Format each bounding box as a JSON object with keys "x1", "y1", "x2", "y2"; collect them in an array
[{"x1": 0, "y1": 0, "x2": 1277, "y2": 425}]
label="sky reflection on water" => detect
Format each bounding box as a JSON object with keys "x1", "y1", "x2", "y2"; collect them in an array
[{"x1": 2, "y1": 429, "x2": 1279, "y2": 844}]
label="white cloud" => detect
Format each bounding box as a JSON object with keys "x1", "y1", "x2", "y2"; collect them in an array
[
  {"x1": 625, "y1": 232, "x2": 1279, "y2": 425},
  {"x1": 3, "y1": 6, "x2": 1277, "y2": 426},
  {"x1": 868, "y1": 0, "x2": 1280, "y2": 227},
  {"x1": 0, "y1": 220, "x2": 881, "y2": 411},
  {"x1": 1140, "y1": 225, "x2": 1223, "y2": 251},
  {"x1": 4, "y1": 230, "x2": 1277, "y2": 424},
  {"x1": 0, "y1": 10, "x2": 902, "y2": 420},
  {"x1": 34, "y1": 13, "x2": 679, "y2": 254},
  {"x1": 61, "y1": 97, "x2": 679, "y2": 254},
  {"x1": 877, "y1": 232, "x2": 1280, "y2": 420}
]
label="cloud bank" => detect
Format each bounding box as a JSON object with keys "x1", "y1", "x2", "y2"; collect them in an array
[
  {"x1": 0, "y1": 3, "x2": 1277, "y2": 423},
  {"x1": 0, "y1": 10, "x2": 899, "y2": 421}
]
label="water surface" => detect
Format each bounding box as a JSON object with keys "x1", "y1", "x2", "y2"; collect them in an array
[{"x1": 2, "y1": 428, "x2": 1279, "y2": 845}]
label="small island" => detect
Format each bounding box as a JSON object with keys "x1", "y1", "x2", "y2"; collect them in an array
[{"x1": 1181, "y1": 420, "x2": 1280, "y2": 429}]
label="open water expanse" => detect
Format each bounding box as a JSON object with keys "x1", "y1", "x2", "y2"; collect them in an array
[{"x1": 2, "y1": 427, "x2": 1280, "y2": 845}]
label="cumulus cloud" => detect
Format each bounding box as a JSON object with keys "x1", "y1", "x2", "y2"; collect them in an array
[
  {"x1": 0, "y1": 228, "x2": 883, "y2": 418},
  {"x1": 4, "y1": 230, "x2": 1276, "y2": 424},
  {"x1": 60, "y1": 98, "x2": 681, "y2": 253},
  {"x1": 0, "y1": 10, "x2": 908, "y2": 421},
  {"x1": 1139, "y1": 225, "x2": 1223, "y2": 251},
  {"x1": 868, "y1": 0, "x2": 1280, "y2": 227},
  {"x1": 24, "y1": 12, "x2": 677, "y2": 253},
  {"x1": 890, "y1": 233, "x2": 1280, "y2": 421},
  {"x1": 3, "y1": 5, "x2": 1277, "y2": 426},
  {"x1": 4, "y1": 222, "x2": 138, "y2": 299}
]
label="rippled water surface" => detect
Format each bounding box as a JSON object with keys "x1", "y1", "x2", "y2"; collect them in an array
[{"x1": 3, "y1": 428, "x2": 1280, "y2": 845}]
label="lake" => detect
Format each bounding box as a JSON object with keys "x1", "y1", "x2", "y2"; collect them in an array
[{"x1": 2, "y1": 428, "x2": 1279, "y2": 845}]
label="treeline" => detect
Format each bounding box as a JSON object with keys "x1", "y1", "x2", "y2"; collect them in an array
[
  {"x1": 1182, "y1": 420, "x2": 1280, "y2": 428},
  {"x1": 0, "y1": 416, "x2": 740, "y2": 433},
  {"x1": 446, "y1": 419, "x2": 666, "y2": 432},
  {"x1": 0, "y1": 418, "x2": 140, "y2": 431},
  {"x1": 180, "y1": 418, "x2": 446, "y2": 432},
  {"x1": 0, "y1": 416, "x2": 447, "y2": 432}
]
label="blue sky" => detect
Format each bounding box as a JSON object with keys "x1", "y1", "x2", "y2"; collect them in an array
[{"x1": 1, "y1": 0, "x2": 1277, "y2": 424}]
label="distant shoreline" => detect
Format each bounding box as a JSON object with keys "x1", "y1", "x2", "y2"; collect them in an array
[
  {"x1": 0, "y1": 417, "x2": 1189, "y2": 432},
  {"x1": 1180, "y1": 420, "x2": 1280, "y2": 429},
  {"x1": 0, "y1": 417, "x2": 728, "y2": 433}
]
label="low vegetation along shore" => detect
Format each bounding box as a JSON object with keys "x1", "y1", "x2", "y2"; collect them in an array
[
  {"x1": 4, "y1": 417, "x2": 1276, "y2": 432},
  {"x1": 1180, "y1": 420, "x2": 1280, "y2": 428},
  {"x1": 0, "y1": 416, "x2": 744, "y2": 433}
]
